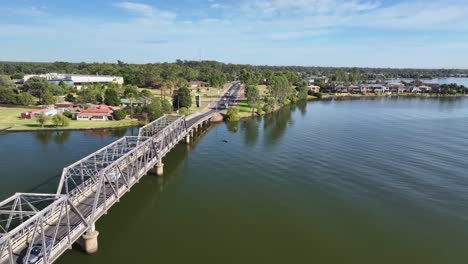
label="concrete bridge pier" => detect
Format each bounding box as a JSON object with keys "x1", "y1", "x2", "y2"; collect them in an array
[
  {"x1": 185, "y1": 134, "x2": 191, "y2": 144},
  {"x1": 155, "y1": 160, "x2": 164, "y2": 176},
  {"x1": 82, "y1": 224, "x2": 99, "y2": 254}
]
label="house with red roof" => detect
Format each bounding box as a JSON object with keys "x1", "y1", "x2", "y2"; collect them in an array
[{"x1": 76, "y1": 104, "x2": 114, "y2": 121}]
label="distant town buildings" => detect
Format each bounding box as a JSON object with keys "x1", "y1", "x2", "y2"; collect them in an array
[
  {"x1": 322, "y1": 81, "x2": 450, "y2": 95},
  {"x1": 302, "y1": 76, "x2": 329, "y2": 85},
  {"x1": 22, "y1": 73, "x2": 124, "y2": 88}
]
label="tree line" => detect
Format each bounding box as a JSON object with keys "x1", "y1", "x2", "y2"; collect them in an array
[{"x1": 1, "y1": 60, "x2": 467, "y2": 88}]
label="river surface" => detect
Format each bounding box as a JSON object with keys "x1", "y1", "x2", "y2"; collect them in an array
[{"x1": 1, "y1": 97, "x2": 468, "y2": 263}]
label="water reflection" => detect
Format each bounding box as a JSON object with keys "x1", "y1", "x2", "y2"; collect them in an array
[
  {"x1": 263, "y1": 104, "x2": 295, "y2": 145},
  {"x1": 296, "y1": 101, "x2": 307, "y2": 116},
  {"x1": 226, "y1": 122, "x2": 239, "y2": 133},
  {"x1": 240, "y1": 118, "x2": 259, "y2": 146},
  {"x1": 53, "y1": 131, "x2": 71, "y2": 144},
  {"x1": 82, "y1": 127, "x2": 130, "y2": 138}
]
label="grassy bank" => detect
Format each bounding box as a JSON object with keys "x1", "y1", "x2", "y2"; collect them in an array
[{"x1": 0, "y1": 107, "x2": 140, "y2": 132}]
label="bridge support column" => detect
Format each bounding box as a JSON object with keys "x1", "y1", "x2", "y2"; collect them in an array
[
  {"x1": 185, "y1": 134, "x2": 191, "y2": 144},
  {"x1": 82, "y1": 225, "x2": 99, "y2": 254},
  {"x1": 155, "y1": 160, "x2": 164, "y2": 176}
]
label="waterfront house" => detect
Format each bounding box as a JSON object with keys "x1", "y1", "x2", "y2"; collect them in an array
[
  {"x1": 335, "y1": 85, "x2": 349, "y2": 93},
  {"x1": 76, "y1": 104, "x2": 114, "y2": 121},
  {"x1": 373, "y1": 85, "x2": 389, "y2": 93},
  {"x1": 348, "y1": 85, "x2": 361, "y2": 94},
  {"x1": 418, "y1": 85, "x2": 432, "y2": 93},
  {"x1": 387, "y1": 83, "x2": 407, "y2": 94},
  {"x1": 307, "y1": 85, "x2": 321, "y2": 94}
]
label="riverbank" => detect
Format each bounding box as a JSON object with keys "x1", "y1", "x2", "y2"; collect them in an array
[
  {"x1": 0, "y1": 106, "x2": 141, "y2": 132},
  {"x1": 316, "y1": 93, "x2": 467, "y2": 100},
  {"x1": 233, "y1": 92, "x2": 467, "y2": 120}
]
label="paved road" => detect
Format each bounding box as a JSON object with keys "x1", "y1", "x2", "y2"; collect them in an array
[{"x1": 187, "y1": 82, "x2": 241, "y2": 127}]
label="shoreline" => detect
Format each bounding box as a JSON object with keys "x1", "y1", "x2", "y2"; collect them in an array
[
  {"x1": 1, "y1": 122, "x2": 142, "y2": 133},
  {"x1": 236, "y1": 93, "x2": 467, "y2": 120}
]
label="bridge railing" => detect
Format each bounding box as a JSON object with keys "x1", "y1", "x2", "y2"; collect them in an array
[
  {"x1": 0, "y1": 194, "x2": 85, "y2": 264},
  {"x1": 138, "y1": 115, "x2": 183, "y2": 138},
  {"x1": 56, "y1": 136, "x2": 148, "y2": 199}
]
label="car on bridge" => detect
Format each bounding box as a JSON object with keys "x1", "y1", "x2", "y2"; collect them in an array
[{"x1": 22, "y1": 240, "x2": 53, "y2": 264}]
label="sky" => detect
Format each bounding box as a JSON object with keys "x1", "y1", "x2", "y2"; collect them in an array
[{"x1": 1, "y1": 0, "x2": 468, "y2": 68}]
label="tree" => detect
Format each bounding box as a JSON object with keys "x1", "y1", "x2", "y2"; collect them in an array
[
  {"x1": 0, "y1": 75, "x2": 14, "y2": 88},
  {"x1": 143, "y1": 100, "x2": 163, "y2": 121},
  {"x1": 226, "y1": 107, "x2": 240, "y2": 122},
  {"x1": 41, "y1": 88, "x2": 56, "y2": 105},
  {"x1": 161, "y1": 98, "x2": 172, "y2": 114},
  {"x1": 21, "y1": 77, "x2": 50, "y2": 98},
  {"x1": 112, "y1": 109, "x2": 127, "y2": 120},
  {"x1": 14, "y1": 93, "x2": 35, "y2": 106},
  {"x1": 239, "y1": 69, "x2": 258, "y2": 86},
  {"x1": 268, "y1": 74, "x2": 291, "y2": 107},
  {"x1": 52, "y1": 114, "x2": 70, "y2": 127},
  {"x1": 173, "y1": 87, "x2": 192, "y2": 110},
  {"x1": 296, "y1": 82, "x2": 308, "y2": 100},
  {"x1": 139, "y1": 89, "x2": 153, "y2": 101},
  {"x1": 245, "y1": 85, "x2": 260, "y2": 115},
  {"x1": 208, "y1": 71, "x2": 226, "y2": 90},
  {"x1": 77, "y1": 89, "x2": 100, "y2": 104},
  {"x1": 104, "y1": 89, "x2": 120, "y2": 106},
  {"x1": 123, "y1": 85, "x2": 138, "y2": 98},
  {"x1": 36, "y1": 113, "x2": 49, "y2": 128},
  {"x1": 0, "y1": 86, "x2": 16, "y2": 103}
]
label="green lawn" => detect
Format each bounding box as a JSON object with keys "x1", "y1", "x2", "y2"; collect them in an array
[{"x1": 0, "y1": 107, "x2": 140, "y2": 131}]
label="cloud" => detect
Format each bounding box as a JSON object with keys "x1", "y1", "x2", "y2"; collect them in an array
[
  {"x1": 0, "y1": 6, "x2": 48, "y2": 17},
  {"x1": 143, "y1": 39, "x2": 169, "y2": 44},
  {"x1": 114, "y1": 1, "x2": 176, "y2": 25},
  {"x1": 244, "y1": 0, "x2": 381, "y2": 15},
  {"x1": 209, "y1": 2, "x2": 226, "y2": 9}
]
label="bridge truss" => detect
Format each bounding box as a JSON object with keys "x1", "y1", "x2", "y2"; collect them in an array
[{"x1": 0, "y1": 114, "x2": 189, "y2": 264}]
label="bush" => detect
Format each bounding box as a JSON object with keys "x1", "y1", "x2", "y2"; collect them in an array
[
  {"x1": 14, "y1": 93, "x2": 35, "y2": 106},
  {"x1": 226, "y1": 107, "x2": 240, "y2": 122},
  {"x1": 283, "y1": 98, "x2": 291, "y2": 105},
  {"x1": 179, "y1": 107, "x2": 189, "y2": 116},
  {"x1": 112, "y1": 109, "x2": 127, "y2": 120},
  {"x1": 52, "y1": 114, "x2": 70, "y2": 127},
  {"x1": 135, "y1": 105, "x2": 143, "y2": 114},
  {"x1": 65, "y1": 93, "x2": 76, "y2": 102},
  {"x1": 63, "y1": 111, "x2": 73, "y2": 119},
  {"x1": 263, "y1": 104, "x2": 272, "y2": 114},
  {"x1": 314, "y1": 92, "x2": 323, "y2": 99}
]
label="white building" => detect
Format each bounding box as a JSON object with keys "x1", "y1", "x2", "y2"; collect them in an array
[{"x1": 23, "y1": 73, "x2": 124, "y2": 86}]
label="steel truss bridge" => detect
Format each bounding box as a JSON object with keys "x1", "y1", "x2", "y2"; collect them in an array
[{"x1": 0, "y1": 111, "x2": 217, "y2": 264}]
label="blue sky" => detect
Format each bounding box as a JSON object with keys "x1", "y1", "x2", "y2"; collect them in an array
[{"x1": 1, "y1": 0, "x2": 468, "y2": 68}]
